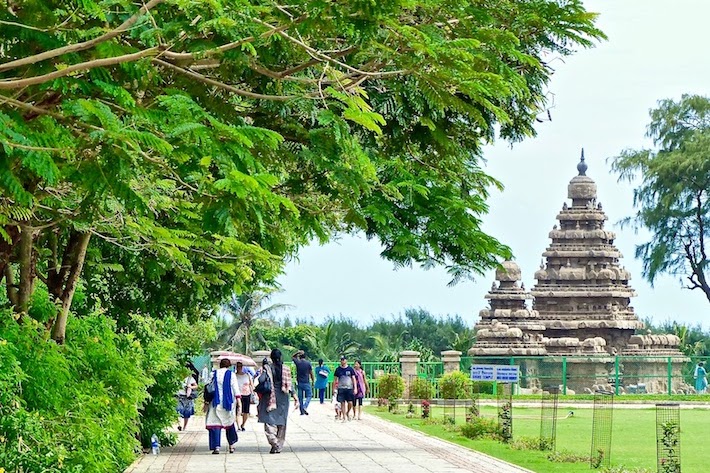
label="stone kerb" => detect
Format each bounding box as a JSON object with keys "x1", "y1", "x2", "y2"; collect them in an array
[{"x1": 441, "y1": 350, "x2": 462, "y2": 374}]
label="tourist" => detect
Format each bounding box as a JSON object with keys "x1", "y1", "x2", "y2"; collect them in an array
[
  {"x1": 258, "y1": 348, "x2": 298, "y2": 454},
  {"x1": 333, "y1": 355, "x2": 357, "y2": 421},
  {"x1": 176, "y1": 362, "x2": 199, "y2": 431},
  {"x1": 292, "y1": 350, "x2": 314, "y2": 415},
  {"x1": 353, "y1": 360, "x2": 368, "y2": 420},
  {"x1": 235, "y1": 361, "x2": 254, "y2": 431},
  {"x1": 205, "y1": 359, "x2": 240, "y2": 454},
  {"x1": 694, "y1": 361, "x2": 708, "y2": 394},
  {"x1": 315, "y1": 359, "x2": 330, "y2": 404}
]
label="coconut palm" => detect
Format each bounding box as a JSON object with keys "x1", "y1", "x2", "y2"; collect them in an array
[{"x1": 215, "y1": 291, "x2": 291, "y2": 353}]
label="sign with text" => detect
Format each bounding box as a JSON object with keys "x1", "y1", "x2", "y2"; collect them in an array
[{"x1": 470, "y1": 364, "x2": 519, "y2": 383}]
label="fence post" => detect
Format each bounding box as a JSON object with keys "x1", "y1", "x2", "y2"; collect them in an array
[
  {"x1": 614, "y1": 356, "x2": 620, "y2": 396},
  {"x1": 400, "y1": 350, "x2": 420, "y2": 397},
  {"x1": 667, "y1": 357, "x2": 672, "y2": 396},
  {"x1": 441, "y1": 350, "x2": 462, "y2": 374},
  {"x1": 562, "y1": 357, "x2": 567, "y2": 395}
]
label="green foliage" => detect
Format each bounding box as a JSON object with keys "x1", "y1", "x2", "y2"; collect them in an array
[
  {"x1": 378, "y1": 374, "x2": 405, "y2": 400},
  {"x1": 439, "y1": 371, "x2": 471, "y2": 399},
  {"x1": 610, "y1": 94, "x2": 710, "y2": 303},
  {"x1": 511, "y1": 436, "x2": 552, "y2": 451},
  {"x1": 459, "y1": 416, "x2": 500, "y2": 439},
  {"x1": 408, "y1": 378, "x2": 434, "y2": 400},
  {"x1": 0, "y1": 311, "x2": 146, "y2": 472}
]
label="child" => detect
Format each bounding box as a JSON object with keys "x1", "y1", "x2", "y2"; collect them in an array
[{"x1": 332, "y1": 392, "x2": 342, "y2": 420}]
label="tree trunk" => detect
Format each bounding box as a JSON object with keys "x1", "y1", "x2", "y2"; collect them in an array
[
  {"x1": 16, "y1": 224, "x2": 36, "y2": 314},
  {"x1": 50, "y1": 231, "x2": 91, "y2": 344}
]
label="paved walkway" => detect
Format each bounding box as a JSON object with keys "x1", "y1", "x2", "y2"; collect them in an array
[{"x1": 125, "y1": 402, "x2": 532, "y2": 473}]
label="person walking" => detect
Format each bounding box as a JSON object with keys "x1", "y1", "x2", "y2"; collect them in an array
[
  {"x1": 176, "y1": 363, "x2": 199, "y2": 431},
  {"x1": 205, "y1": 359, "x2": 240, "y2": 454},
  {"x1": 235, "y1": 361, "x2": 254, "y2": 431},
  {"x1": 257, "y1": 348, "x2": 298, "y2": 454},
  {"x1": 353, "y1": 360, "x2": 368, "y2": 420},
  {"x1": 292, "y1": 350, "x2": 314, "y2": 415},
  {"x1": 333, "y1": 355, "x2": 357, "y2": 421},
  {"x1": 314, "y1": 359, "x2": 330, "y2": 404},
  {"x1": 695, "y1": 361, "x2": 708, "y2": 394}
]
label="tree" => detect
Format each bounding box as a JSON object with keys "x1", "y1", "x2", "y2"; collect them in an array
[
  {"x1": 216, "y1": 291, "x2": 290, "y2": 354},
  {"x1": 1, "y1": 0, "x2": 604, "y2": 342},
  {"x1": 610, "y1": 95, "x2": 710, "y2": 303}
]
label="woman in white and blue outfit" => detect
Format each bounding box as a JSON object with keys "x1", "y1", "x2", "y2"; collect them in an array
[{"x1": 205, "y1": 358, "x2": 240, "y2": 454}]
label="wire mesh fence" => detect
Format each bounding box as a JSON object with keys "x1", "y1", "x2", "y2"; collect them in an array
[
  {"x1": 590, "y1": 390, "x2": 614, "y2": 469},
  {"x1": 540, "y1": 385, "x2": 559, "y2": 451},
  {"x1": 656, "y1": 403, "x2": 681, "y2": 473}
]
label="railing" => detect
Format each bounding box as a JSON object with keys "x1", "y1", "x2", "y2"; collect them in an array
[{"x1": 227, "y1": 355, "x2": 710, "y2": 397}]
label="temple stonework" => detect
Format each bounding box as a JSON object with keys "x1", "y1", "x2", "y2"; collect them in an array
[{"x1": 469, "y1": 152, "x2": 687, "y2": 394}]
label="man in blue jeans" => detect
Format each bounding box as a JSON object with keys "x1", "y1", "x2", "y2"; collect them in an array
[{"x1": 292, "y1": 350, "x2": 314, "y2": 415}]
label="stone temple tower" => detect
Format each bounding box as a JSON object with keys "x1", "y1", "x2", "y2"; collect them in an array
[
  {"x1": 531, "y1": 150, "x2": 644, "y2": 351},
  {"x1": 469, "y1": 151, "x2": 687, "y2": 394}
]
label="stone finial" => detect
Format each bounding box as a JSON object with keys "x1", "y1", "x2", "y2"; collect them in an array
[
  {"x1": 553, "y1": 224, "x2": 558, "y2": 230},
  {"x1": 577, "y1": 148, "x2": 587, "y2": 176},
  {"x1": 598, "y1": 201, "x2": 603, "y2": 210},
  {"x1": 563, "y1": 202, "x2": 568, "y2": 210}
]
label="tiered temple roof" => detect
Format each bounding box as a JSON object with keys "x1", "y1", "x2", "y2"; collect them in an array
[{"x1": 470, "y1": 151, "x2": 682, "y2": 359}]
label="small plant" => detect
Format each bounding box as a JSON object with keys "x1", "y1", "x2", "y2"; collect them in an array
[
  {"x1": 547, "y1": 450, "x2": 589, "y2": 463},
  {"x1": 465, "y1": 403, "x2": 479, "y2": 423},
  {"x1": 439, "y1": 371, "x2": 470, "y2": 399},
  {"x1": 510, "y1": 436, "x2": 552, "y2": 451},
  {"x1": 408, "y1": 378, "x2": 433, "y2": 400},
  {"x1": 460, "y1": 416, "x2": 500, "y2": 440},
  {"x1": 421, "y1": 400, "x2": 430, "y2": 419},
  {"x1": 591, "y1": 448, "x2": 605, "y2": 469},
  {"x1": 405, "y1": 402, "x2": 415, "y2": 417},
  {"x1": 379, "y1": 374, "x2": 405, "y2": 410},
  {"x1": 498, "y1": 400, "x2": 513, "y2": 443},
  {"x1": 443, "y1": 414, "x2": 455, "y2": 425},
  {"x1": 658, "y1": 420, "x2": 681, "y2": 473}
]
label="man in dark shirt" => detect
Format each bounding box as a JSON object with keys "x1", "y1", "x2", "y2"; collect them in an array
[
  {"x1": 333, "y1": 355, "x2": 357, "y2": 421},
  {"x1": 292, "y1": 350, "x2": 314, "y2": 415}
]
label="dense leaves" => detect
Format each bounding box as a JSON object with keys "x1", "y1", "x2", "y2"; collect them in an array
[
  {"x1": 610, "y1": 95, "x2": 710, "y2": 303},
  {"x1": 1, "y1": 0, "x2": 604, "y2": 342}
]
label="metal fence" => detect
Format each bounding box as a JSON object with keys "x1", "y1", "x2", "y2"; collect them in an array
[{"x1": 222, "y1": 356, "x2": 710, "y2": 398}]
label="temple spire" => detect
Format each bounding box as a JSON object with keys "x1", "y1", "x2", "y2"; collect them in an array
[{"x1": 577, "y1": 148, "x2": 587, "y2": 176}]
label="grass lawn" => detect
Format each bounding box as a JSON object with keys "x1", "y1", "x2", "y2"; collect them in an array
[{"x1": 367, "y1": 404, "x2": 708, "y2": 472}]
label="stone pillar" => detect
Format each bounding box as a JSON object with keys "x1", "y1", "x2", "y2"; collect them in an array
[
  {"x1": 399, "y1": 350, "x2": 421, "y2": 392},
  {"x1": 251, "y1": 350, "x2": 271, "y2": 368},
  {"x1": 441, "y1": 350, "x2": 462, "y2": 374}
]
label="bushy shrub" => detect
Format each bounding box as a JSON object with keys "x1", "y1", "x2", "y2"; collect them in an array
[
  {"x1": 439, "y1": 371, "x2": 470, "y2": 399},
  {"x1": 0, "y1": 310, "x2": 211, "y2": 472},
  {"x1": 408, "y1": 377, "x2": 433, "y2": 400},
  {"x1": 511, "y1": 436, "x2": 552, "y2": 451},
  {"x1": 459, "y1": 416, "x2": 500, "y2": 439},
  {"x1": 378, "y1": 374, "x2": 405, "y2": 400}
]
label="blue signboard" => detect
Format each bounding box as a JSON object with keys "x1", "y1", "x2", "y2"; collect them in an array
[
  {"x1": 470, "y1": 365, "x2": 495, "y2": 381},
  {"x1": 470, "y1": 364, "x2": 519, "y2": 383}
]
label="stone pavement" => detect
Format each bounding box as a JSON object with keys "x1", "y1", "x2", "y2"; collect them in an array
[{"x1": 125, "y1": 401, "x2": 532, "y2": 473}]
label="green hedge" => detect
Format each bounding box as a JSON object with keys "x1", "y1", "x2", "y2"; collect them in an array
[{"x1": 0, "y1": 311, "x2": 209, "y2": 473}]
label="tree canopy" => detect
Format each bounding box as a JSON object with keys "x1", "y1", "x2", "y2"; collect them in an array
[
  {"x1": 610, "y1": 95, "x2": 710, "y2": 303},
  {"x1": 0, "y1": 0, "x2": 605, "y2": 341}
]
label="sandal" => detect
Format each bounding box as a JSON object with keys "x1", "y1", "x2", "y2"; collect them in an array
[
  {"x1": 212, "y1": 449, "x2": 220, "y2": 455},
  {"x1": 229, "y1": 445, "x2": 235, "y2": 454}
]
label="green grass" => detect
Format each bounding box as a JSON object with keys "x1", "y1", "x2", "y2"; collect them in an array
[{"x1": 367, "y1": 404, "x2": 708, "y2": 472}]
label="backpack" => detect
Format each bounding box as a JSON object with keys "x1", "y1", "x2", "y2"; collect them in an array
[
  {"x1": 204, "y1": 372, "x2": 216, "y2": 403},
  {"x1": 254, "y1": 370, "x2": 272, "y2": 395}
]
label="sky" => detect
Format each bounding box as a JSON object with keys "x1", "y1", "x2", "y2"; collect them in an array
[{"x1": 271, "y1": 0, "x2": 710, "y2": 329}]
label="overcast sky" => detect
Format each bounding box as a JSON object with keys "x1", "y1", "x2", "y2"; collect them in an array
[{"x1": 272, "y1": 0, "x2": 710, "y2": 329}]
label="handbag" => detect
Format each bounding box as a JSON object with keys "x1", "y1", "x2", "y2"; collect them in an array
[
  {"x1": 254, "y1": 370, "x2": 272, "y2": 395},
  {"x1": 318, "y1": 369, "x2": 328, "y2": 378},
  {"x1": 250, "y1": 392, "x2": 258, "y2": 404}
]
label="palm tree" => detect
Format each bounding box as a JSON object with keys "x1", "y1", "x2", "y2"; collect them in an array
[{"x1": 215, "y1": 290, "x2": 291, "y2": 353}]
